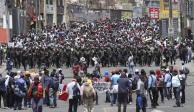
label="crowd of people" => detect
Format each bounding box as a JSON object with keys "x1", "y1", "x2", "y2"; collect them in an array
[
  {"x1": 0, "y1": 61, "x2": 190, "y2": 112},
  {"x1": 66, "y1": 63, "x2": 190, "y2": 112},
  {"x1": 1, "y1": 16, "x2": 193, "y2": 71},
  {"x1": 0, "y1": 16, "x2": 193, "y2": 112}
]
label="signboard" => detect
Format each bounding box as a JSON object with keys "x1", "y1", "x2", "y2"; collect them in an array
[
  {"x1": 149, "y1": 8, "x2": 159, "y2": 19},
  {"x1": 163, "y1": 0, "x2": 178, "y2": 10},
  {"x1": 93, "y1": 82, "x2": 110, "y2": 93}
]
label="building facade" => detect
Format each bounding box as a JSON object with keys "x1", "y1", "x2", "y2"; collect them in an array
[
  {"x1": 40, "y1": 0, "x2": 66, "y2": 26},
  {"x1": 0, "y1": 0, "x2": 9, "y2": 43},
  {"x1": 0, "y1": 0, "x2": 6, "y2": 27}
]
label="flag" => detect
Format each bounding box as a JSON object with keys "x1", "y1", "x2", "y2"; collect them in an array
[
  {"x1": 59, "y1": 92, "x2": 68, "y2": 101},
  {"x1": 58, "y1": 84, "x2": 68, "y2": 101}
]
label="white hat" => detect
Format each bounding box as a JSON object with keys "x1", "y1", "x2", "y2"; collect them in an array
[
  {"x1": 135, "y1": 69, "x2": 139, "y2": 72},
  {"x1": 41, "y1": 71, "x2": 44, "y2": 74},
  {"x1": 165, "y1": 68, "x2": 169, "y2": 71},
  {"x1": 17, "y1": 71, "x2": 21, "y2": 74},
  {"x1": 80, "y1": 57, "x2": 85, "y2": 62},
  {"x1": 58, "y1": 68, "x2": 62, "y2": 71}
]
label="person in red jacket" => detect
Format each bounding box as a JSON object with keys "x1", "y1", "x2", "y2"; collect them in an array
[
  {"x1": 28, "y1": 75, "x2": 43, "y2": 112},
  {"x1": 72, "y1": 62, "x2": 80, "y2": 76},
  {"x1": 156, "y1": 69, "x2": 164, "y2": 103}
]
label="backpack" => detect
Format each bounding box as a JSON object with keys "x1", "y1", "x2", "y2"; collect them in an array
[
  {"x1": 178, "y1": 75, "x2": 186, "y2": 87},
  {"x1": 28, "y1": 82, "x2": 43, "y2": 98},
  {"x1": 132, "y1": 76, "x2": 139, "y2": 90},
  {"x1": 144, "y1": 78, "x2": 148, "y2": 90},
  {"x1": 14, "y1": 78, "x2": 26, "y2": 97},
  {"x1": 50, "y1": 77, "x2": 59, "y2": 91},
  {"x1": 37, "y1": 82, "x2": 43, "y2": 98},
  {"x1": 184, "y1": 67, "x2": 190, "y2": 75},
  {"x1": 83, "y1": 85, "x2": 94, "y2": 99},
  {"x1": 72, "y1": 83, "x2": 80, "y2": 97}
]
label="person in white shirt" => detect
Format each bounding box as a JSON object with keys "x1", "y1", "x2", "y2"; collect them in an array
[
  {"x1": 171, "y1": 69, "x2": 181, "y2": 107},
  {"x1": 66, "y1": 79, "x2": 81, "y2": 112},
  {"x1": 178, "y1": 70, "x2": 186, "y2": 104},
  {"x1": 128, "y1": 53, "x2": 134, "y2": 74},
  {"x1": 164, "y1": 68, "x2": 172, "y2": 100},
  {"x1": 136, "y1": 74, "x2": 147, "y2": 112}
]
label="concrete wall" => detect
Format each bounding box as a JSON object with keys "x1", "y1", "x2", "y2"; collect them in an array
[
  {"x1": 0, "y1": 0, "x2": 6, "y2": 27},
  {"x1": 0, "y1": 0, "x2": 6, "y2": 18},
  {"x1": 192, "y1": 0, "x2": 194, "y2": 34},
  {"x1": 0, "y1": 28, "x2": 8, "y2": 43}
]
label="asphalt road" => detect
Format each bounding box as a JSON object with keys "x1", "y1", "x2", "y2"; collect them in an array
[{"x1": 0, "y1": 60, "x2": 194, "y2": 112}]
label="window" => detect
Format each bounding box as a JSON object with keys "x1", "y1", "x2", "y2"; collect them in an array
[
  {"x1": 57, "y1": 0, "x2": 63, "y2": 6},
  {"x1": 50, "y1": 0, "x2": 53, "y2": 5},
  {"x1": 46, "y1": 0, "x2": 53, "y2": 5}
]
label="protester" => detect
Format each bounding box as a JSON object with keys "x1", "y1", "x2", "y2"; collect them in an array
[
  {"x1": 28, "y1": 75, "x2": 43, "y2": 112},
  {"x1": 48, "y1": 72, "x2": 59, "y2": 108},
  {"x1": 5, "y1": 72, "x2": 15, "y2": 108},
  {"x1": 171, "y1": 69, "x2": 181, "y2": 107},
  {"x1": 57, "y1": 69, "x2": 65, "y2": 84},
  {"x1": 0, "y1": 74, "x2": 6, "y2": 108},
  {"x1": 41, "y1": 70, "x2": 50, "y2": 106},
  {"x1": 136, "y1": 71, "x2": 147, "y2": 112},
  {"x1": 81, "y1": 79, "x2": 96, "y2": 112},
  {"x1": 117, "y1": 72, "x2": 130, "y2": 112},
  {"x1": 178, "y1": 70, "x2": 186, "y2": 104},
  {"x1": 24, "y1": 71, "x2": 32, "y2": 108},
  {"x1": 66, "y1": 79, "x2": 81, "y2": 112},
  {"x1": 148, "y1": 70, "x2": 158, "y2": 108},
  {"x1": 14, "y1": 73, "x2": 27, "y2": 110},
  {"x1": 110, "y1": 70, "x2": 120, "y2": 106},
  {"x1": 164, "y1": 68, "x2": 172, "y2": 100},
  {"x1": 156, "y1": 69, "x2": 164, "y2": 103}
]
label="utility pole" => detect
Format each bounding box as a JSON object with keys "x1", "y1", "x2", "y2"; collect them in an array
[
  {"x1": 168, "y1": 0, "x2": 174, "y2": 44},
  {"x1": 179, "y1": 0, "x2": 183, "y2": 42},
  {"x1": 35, "y1": 0, "x2": 40, "y2": 33}
]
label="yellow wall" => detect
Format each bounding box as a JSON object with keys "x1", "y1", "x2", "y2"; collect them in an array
[
  {"x1": 159, "y1": 0, "x2": 179, "y2": 19},
  {"x1": 122, "y1": 11, "x2": 132, "y2": 19},
  {"x1": 159, "y1": 10, "x2": 179, "y2": 19}
]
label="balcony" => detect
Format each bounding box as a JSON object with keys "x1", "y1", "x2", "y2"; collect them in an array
[
  {"x1": 57, "y1": 6, "x2": 64, "y2": 14},
  {"x1": 46, "y1": 5, "x2": 54, "y2": 14}
]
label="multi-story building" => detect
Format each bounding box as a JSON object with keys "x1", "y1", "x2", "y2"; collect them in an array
[
  {"x1": 40, "y1": 0, "x2": 66, "y2": 26},
  {"x1": 0, "y1": 0, "x2": 9, "y2": 43},
  {"x1": 0, "y1": 0, "x2": 6, "y2": 28},
  {"x1": 65, "y1": 0, "x2": 133, "y2": 23}
]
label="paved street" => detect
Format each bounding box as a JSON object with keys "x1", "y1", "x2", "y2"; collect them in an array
[
  {"x1": 0, "y1": 0, "x2": 194, "y2": 111},
  {"x1": 0, "y1": 60, "x2": 194, "y2": 112}
]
